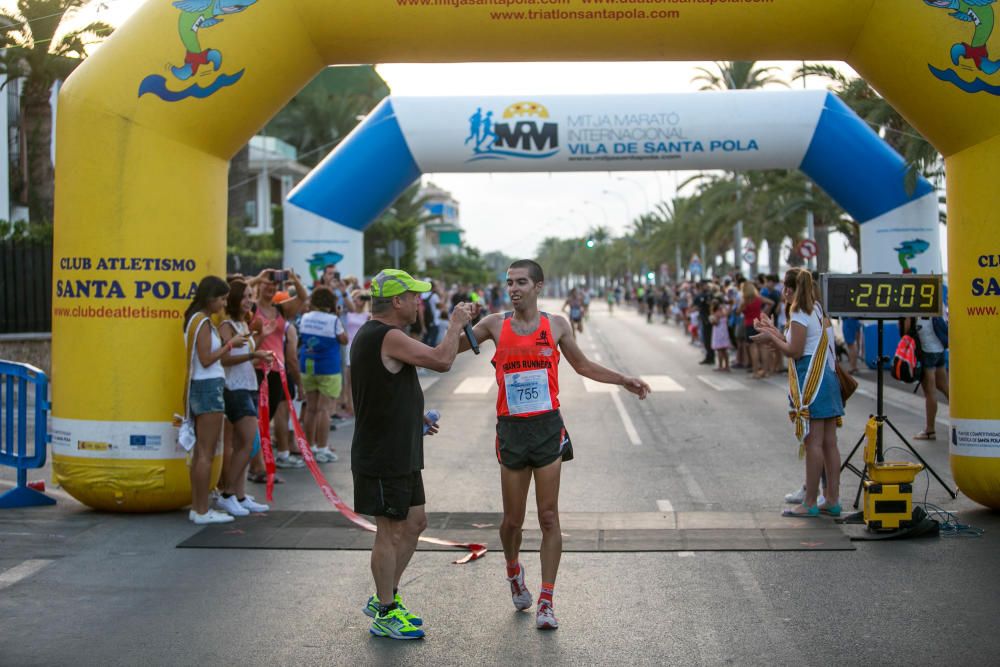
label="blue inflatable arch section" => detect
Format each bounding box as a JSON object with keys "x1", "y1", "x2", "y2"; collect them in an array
[{"x1": 286, "y1": 90, "x2": 940, "y2": 275}]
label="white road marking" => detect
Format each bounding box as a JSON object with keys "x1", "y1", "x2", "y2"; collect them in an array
[
  {"x1": 611, "y1": 389, "x2": 642, "y2": 446},
  {"x1": 676, "y1": 463, "x2": 709, "y2": 504},
  {"x1": 656, "y1": 499, "x2": 674, "y2": 513},
  {"x1": 0, "y1": 559, "x2": 53, "y2": 591},
  {"x1": 677, "y1": 551, "x2": 696, "y2": 558},
  {"x1": 418, "y1": 376, "x2": 440, "y2": 392},
  {"x1": 697, "y1": 374, "x2": 747, "y2": 391},
  {"x1": 583, "y1": 378, "x2": 616, "y2": 393},
  {"x1": 453, "y1": 377, "x2": 495, "y2": 394},
  {"x1": 641, "y1": 375, "x2": 685, "y2": 392}
]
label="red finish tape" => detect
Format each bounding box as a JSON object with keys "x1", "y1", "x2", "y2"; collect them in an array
[{"x1": 262, "y1": 366, "x2": 485, "y2": 564}]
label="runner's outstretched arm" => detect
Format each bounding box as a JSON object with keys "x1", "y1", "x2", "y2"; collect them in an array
[{"x1": 552, "y1": 315, "x2": 651, "y2": 399}]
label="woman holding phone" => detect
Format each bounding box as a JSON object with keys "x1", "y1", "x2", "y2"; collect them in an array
[{"x1": 183, "y1": 276, "x2": 246, "y2": 524}]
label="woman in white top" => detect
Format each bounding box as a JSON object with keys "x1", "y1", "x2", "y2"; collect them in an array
[
  {"x1": 216, "y1": 279, "x2": 274, "y2": 516},
  {"x1": 183, "y1": 276, "x2": 247, "y2": 525},
  {"x1": 752, "y1": 268, "x2": 844, "y2": 518},
  {"x1": 901, "y1": 317, "x2": 949, "y2": 440}
]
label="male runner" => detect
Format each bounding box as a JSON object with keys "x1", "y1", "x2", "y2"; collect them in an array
[
  {"x1": 461, "y1": 260, "x2": 650, "y2": 630},
  {"x1": 352, "y1": 269, "x2": 475, "y2": 640},
  {"x1": 563, "y1": 288, "x2": 584, "y2": 334}
]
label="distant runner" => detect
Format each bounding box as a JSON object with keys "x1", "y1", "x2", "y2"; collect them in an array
[
  {"x1": 461, "y1": 260, "x2": 650, "y2": 630},
  {"x1": 563, "y1": 288, "x2": 584, "y2": 335}
]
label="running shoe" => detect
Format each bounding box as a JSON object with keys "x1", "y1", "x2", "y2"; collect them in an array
[
  {"x1": 536, "y1": 600, "x2": 559, "y2": 630},
  {"x1": 239, "y1": 495, "x2": 269, "y2": 513},
  {"x1": 312, "y1": 447, "x2": 339, "y2": 463},
  {"x1": 369, "y1": 607, "x2": 425, "y2": 640},
  {"x1": 784, "y1": 486, "x2": 826, "y2": 506},
  {"x1": 275, "y1": 455, "x2": 305, "y2": 469},
  {"x1": 215, "y1": 494, "x2": 250, "y2": 517},
  {"x1": 363, "y1": 594, "x2": 423, "y2": 626},
  {"x1": 507, "y1": 564, "x2": 533, "y2": 611},
  {"x1": 188, "y1": 509, "x2": 234, "y2": 525},
  {"x1": 784, "y1": 486, "x2": 806, "y2": 504}
]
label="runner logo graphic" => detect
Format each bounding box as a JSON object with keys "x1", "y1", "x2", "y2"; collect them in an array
[{"x1": 465, "y1": 101, "x2": 560, "y2": 162}]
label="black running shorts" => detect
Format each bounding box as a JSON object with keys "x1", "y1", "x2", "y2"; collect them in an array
[
  {"x1": 495, "y1": 410, "x2": 573, "y2": 470},
  {"x1": 353, "y1": 471, "x2": 425, "y2": 520}
]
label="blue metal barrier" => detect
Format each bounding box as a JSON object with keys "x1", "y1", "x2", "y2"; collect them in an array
[{"x1": 0, "y1": 361, "x2": 55, "y2": 508}]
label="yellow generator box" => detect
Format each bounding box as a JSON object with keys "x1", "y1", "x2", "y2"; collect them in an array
[{"x1": 864, "y1": 482, "x2": 914, "y2": 530}]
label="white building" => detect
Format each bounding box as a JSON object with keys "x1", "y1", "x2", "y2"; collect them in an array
[
  {"x1": 242, "y1": 135, "x2": 310, "y2": 235},
  {"x1": 417, "y1": 182, "x2": 465, "y2": 270},
  {"x1": 1, "y1": 73, "x2": 60, "y2": 222}
]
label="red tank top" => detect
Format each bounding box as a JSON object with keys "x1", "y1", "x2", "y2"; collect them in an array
[{"x1": 492, "y1": 312, "x2": 560, "y2": 418}]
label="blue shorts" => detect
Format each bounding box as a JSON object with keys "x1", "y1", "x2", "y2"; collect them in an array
[
  {"x1": 793, "y1": 356, "x2": 845, "y2": 420},
  {"x1": 842, "y1": 318, "x2": 861, "y2": 346},
  {"x1": 223, "y1": 388, "x2": 259, "y2": 423},
  {"x1": 189, "y1": 378, "x2": 225, "y2": 416},
  {"x1": 921, "y1": 351, "x2": 947, "y2": 370}
]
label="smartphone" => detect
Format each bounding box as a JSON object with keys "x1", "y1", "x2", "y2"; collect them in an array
[
  {"x1": 269, "y1": 270, "x2": 288, "y2": 283},
  {"x1": 332, "y1": 272, "x2": 341, "y2": 281}
]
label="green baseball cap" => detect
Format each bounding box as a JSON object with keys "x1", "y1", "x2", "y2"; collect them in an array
[{"x1": 370, "y1": 269, "x2": 432, "y2": 298}]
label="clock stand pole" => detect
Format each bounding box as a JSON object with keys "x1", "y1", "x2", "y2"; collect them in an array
[{"x1": 839, "y1": 318, "x2": 957, "y2": 508}]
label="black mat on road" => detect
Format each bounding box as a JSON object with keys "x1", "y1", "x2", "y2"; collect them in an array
[{"x1": 178, "y1": 512, "x2": 855, "y2": 552}]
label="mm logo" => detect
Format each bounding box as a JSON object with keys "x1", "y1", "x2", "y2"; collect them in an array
[{"x1": 465, "y1": 101, "x2": 559, "y2": 162}]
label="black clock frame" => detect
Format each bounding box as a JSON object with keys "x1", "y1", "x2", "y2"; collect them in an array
[{"x1": 822, "y1": 273, "x2": 943, "y2": 319}]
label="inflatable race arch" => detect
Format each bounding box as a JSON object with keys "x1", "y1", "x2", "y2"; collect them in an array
[
  {"x1": 52, "y1": 0, "x2": 1000, "y2": 511},
  {"x1": 284, "y1": 90, "x2": 941, "y2": 281}
]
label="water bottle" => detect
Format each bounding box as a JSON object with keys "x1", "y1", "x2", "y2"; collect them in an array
[{"x1": 423, "y1": 409, "x2": 440, "y2": 435}]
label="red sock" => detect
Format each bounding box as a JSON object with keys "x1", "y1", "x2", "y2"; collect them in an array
[
  {"x1": 539, "y1": 581, "x2": 555, "y2": 605},
  {"x1": 506, "y1": 559, "x2": 520, "y2": 578}
]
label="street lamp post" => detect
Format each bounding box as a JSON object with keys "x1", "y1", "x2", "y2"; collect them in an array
[
  {"x1": 581, "y1": 200, "x2": 609, "y2": 227},
  {"x1": 616, "y1": 176, "x2": 650, "y2": 214},
  {"x1": 601, "y1": 190, "x2": 631, "y2": 229}
]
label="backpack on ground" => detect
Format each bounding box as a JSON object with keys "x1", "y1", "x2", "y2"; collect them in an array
[{"x1": 892, "y1": 335, "x2": 920, "y2": 383}]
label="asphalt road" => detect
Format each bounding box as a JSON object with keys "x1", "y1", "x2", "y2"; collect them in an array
[{"x1": 1, "y1": 301, "x2": 997, "y2": 666}]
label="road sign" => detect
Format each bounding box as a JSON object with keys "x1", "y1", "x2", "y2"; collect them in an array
[
  {"x1": 744, "y1": 240, "x2": 756, "y2": 252},
  {"x1": 743, "y1": 250, "x2": 757, "y2": 265},
  {"x1": 797, "y1": 239, "x2": 818, "y2": 260},
  {"x1": 388, "y1": 239, "x2": 406, "y2": 268}
]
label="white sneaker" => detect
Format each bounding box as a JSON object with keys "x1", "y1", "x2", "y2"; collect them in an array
[
  {"x1": 313, "y1": 447, "x2": 339, "y2": 463},
  {"x1": 275, "y1": 455, "x2": 305, "y2": 469},
  {"x1": 506, "y1": 565, "x2": 533, "y2": 611},
  {"x1": 536, "y1": 601, "x2": 558, "y2": 630},
  {"x1": 784, "y1": 486, "x2": 806, "y2": 504},
  {"x1": 189, "y1": 509, "x2": 235, "y2": 525},
  {"x1": 239, "y1": 495, "x2": 270, "y2": 513},
  {"x1": 216, "y1": 494, "x2": 250, "y2": 517},
  {"x1": 784, "y1": 487, "x2": 826, "y2": 505}
]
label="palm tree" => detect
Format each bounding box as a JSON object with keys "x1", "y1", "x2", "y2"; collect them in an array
[
  {"x1": 794, "y1": 64, "x2": 943, "y2": 195},
  {"x1": 0, "y1": 1, "x2": 112, "y2": 222},
  {"x1": 364, "y1": 181, "x2": 439, "y2": 274},
  {"x1": 691, "y1": 61, "x2": 788, "y2": 92},
  {"x1": 691, "y1": 62, "x2": 788, "y2": 266}
]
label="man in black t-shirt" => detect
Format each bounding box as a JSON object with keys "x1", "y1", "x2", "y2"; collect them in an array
[
  {"x1": 693, "y1": 282, "x2": 714, "y2": 364},
  {"x1": 352, "y1": 269, "x2": 474, "y2": 641}
]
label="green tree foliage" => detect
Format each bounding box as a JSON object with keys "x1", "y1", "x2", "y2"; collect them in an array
[
  {"x1": 364, "y1": 182, "x2": 437, "y2": 275},
  {"x1": 794, "y1": 63, "x2": 944, "y2": 205},
  {"x1": 434, "y1": 247, "x2": 492, "y2": 286},
  {"x1": 267, "y1": 66, "x2": 389, "y2": 168},
  {"x1": 0, "y1": 0, "x2": 112, "y2": 222}
]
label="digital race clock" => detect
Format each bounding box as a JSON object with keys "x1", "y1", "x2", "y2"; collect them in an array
[{"x1": 822, "y1": 274, "x2": 943, "y2": 318}]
